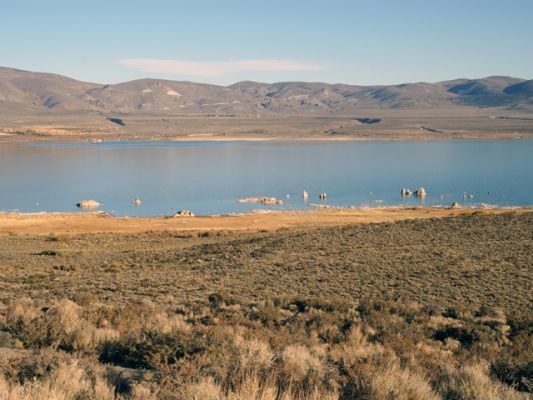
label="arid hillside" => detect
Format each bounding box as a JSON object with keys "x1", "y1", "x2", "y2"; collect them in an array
[
  {"x1": 1, "y1": 67, "x2": 533, "y2": 141},
  {"x1": 1, "y1": 67, "x2": 532, "y2": 114}
]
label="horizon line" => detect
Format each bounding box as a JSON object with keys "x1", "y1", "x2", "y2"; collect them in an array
[{"x1": 0, "y1": 65, "x2": 529, "y2": 88}]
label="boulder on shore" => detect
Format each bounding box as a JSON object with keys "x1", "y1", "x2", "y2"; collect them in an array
[{"x1": 76, "y1": 200, "x2": 101, "y2": 209}]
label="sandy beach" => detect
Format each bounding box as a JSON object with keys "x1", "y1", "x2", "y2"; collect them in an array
[{"x1": 0, "y1": 207, "x2": 529, "y2": 235}]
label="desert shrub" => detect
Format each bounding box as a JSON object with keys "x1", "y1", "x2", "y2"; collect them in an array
[
  {"x1": 248, "y1": 301, "x2": 287, "y2": 327},
  {"x1": 130, "y1": 382, "x2": 158, "y2": 400},
  {"x1": 280, "y1": 344, "x2": 324, "y2": 382},
  {"x1": 233, "y1": 335, "x2": 274, "y2": 376},
  {"x1": 289, "y1": 297, "x2": 350, "y2": 314},
  {"x1": 0, "y1": 359, "x2": 114, "y2": 400},
  {"x1": 339, "y1": 371, "x2": 373, "y2": 400},
  {"x1": 99, "y1": 330, "x2": 209, "y2": 370},
  {"x1": 491, "y1": 360, "x2": 533, "y2": 393},
  {"x1": 6, "y1": 299, "x2": 119, "y2": 352},
  {"x1": 330, "y1": 326, "x2": 383, "y2": 368},
  {"x1": 176, "y1": 375, "x2": 338, "y2": 400},
  {"x1": 209, "y1": 292, "x2": 238, "y2": 309},
  {"x1": 0, "y1": 350, "x2": 62, "y2": 384},
  {"x1": 99, "y1": 332, "x2": 177, "y2": 369},
  {"x1": 278, "y1": 343, "x2": 338, "y2": 396},
  {"x1": 435, "y1": 362, "x2": 529, "y2": 400},
  {"x1": 489, "y1": 318, "x2": 533, "y2": 393},
  {"x1": 1, "y1": 295, "x2": 529, "y2": 399},
  {"x1": 370, "y1": 359, "x2": 440, "y2": 400},
  {"x1": 36, "y1": 250, "x2": 62, "y2": 256},
  {"x1": 177, "y1": 377, "x2": 223, "y2": 400},
  {"x1": 442, "y1": 307, "x2": 461, "y2": 319},
  {"x1": 433, "y1": 326, "x2": 478, "y2": 348}
]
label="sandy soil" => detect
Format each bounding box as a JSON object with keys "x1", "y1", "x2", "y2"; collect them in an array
[{"x1": 0, "y1": 207, "x2": 529, "y2": 236}]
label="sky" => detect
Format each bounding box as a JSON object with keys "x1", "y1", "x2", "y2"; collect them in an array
[{"x1": 1, "y1": 0, "x2": 532, "y2": 86}]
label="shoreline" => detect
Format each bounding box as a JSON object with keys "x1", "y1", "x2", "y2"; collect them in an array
[
  {"x1": 2, "y1": 131, "x2": 533, "y2": 144},
  {"x1": 0, "y1": 207, "x2": 530, "y2": 235}
]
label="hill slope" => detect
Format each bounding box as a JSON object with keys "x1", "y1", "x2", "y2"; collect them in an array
[
  {"x1": 0, "y1": 67, "x2": 99, "y2": 111},
  {"x1": 0, "y1": 67, "x2": 531, "y2": 116}
]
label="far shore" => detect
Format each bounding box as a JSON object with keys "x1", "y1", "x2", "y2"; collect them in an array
[
  {"x1": 167, "y1": 132, "x2": 533, "y2": 142},
  {"x1": 0, "y1": 207, "x2": 530, "y2": 236},
  {"x1": 1, "y1": 131, "x2": 533, "y2": 144}
]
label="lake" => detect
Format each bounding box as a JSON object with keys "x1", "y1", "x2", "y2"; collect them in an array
[{"x1": 0, "y1": 140, "x2": 532, "y2": 216}]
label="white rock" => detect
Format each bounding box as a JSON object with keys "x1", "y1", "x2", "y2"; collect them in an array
[
  {"x1": 173, "y1": 209, "x2": 195, "y2": 217},
  {"x1": 76, "y1": 200, "x2": 101, "y2": 209},
  {"x1": 414, "y1": 187, "x2": 427, "y2": 197}
]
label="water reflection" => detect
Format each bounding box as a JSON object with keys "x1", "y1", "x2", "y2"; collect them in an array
[{"x1": 0, "y1": 140, "x2": 531, "y2": 216}]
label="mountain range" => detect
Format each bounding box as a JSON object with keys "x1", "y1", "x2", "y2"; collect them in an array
[{"x1": 1, "y1": 67, "x2": 532, "y2": 116}]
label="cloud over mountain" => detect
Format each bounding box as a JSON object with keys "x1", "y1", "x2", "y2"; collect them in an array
[{"x1": 117, "y1": 59, "x2": 323, "y2": 77}]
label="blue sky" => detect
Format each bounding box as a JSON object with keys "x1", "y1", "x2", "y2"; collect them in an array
[{"x1": 1, "y1": 0, "x2": 532, "y2": 85}]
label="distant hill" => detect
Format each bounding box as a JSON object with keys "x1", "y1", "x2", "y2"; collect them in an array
[
  {"x1": 442, "y1": 76, "x2": 526, "y2": 107},
  {"x1": 0, "y1": 66, "x2": 531, "y2": 115},
  {"x1": 0, "y1": 67, "x2": 98, "y2": 111},
  {"x1": 503, "y1": 79, "x2": 533, "y2": 99}
]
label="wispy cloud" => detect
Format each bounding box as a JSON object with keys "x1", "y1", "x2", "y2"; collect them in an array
[{"x1": 117, "y1": 58, "x2": 322, "y2": 77}]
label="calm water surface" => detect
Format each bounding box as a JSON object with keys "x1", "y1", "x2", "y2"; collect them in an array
[{"x1": 0, "y1": 140, "x2": 531, "y2": 216}]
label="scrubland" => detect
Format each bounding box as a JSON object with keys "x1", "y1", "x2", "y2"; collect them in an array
[{"x1": 0, "y1": 212, "x2": 531, "y2": 399}]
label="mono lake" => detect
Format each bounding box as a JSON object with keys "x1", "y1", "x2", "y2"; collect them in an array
[{"x1": 0, "y1": 140, "x2": 532, "y2": 216}]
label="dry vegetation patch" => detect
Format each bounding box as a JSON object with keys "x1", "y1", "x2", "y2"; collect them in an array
[{"x1": 0, "y1": 213, "x2": 531, "y2": 398}]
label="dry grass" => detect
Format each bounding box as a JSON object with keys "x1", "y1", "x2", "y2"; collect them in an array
[
  {"x1": 0, "y1": 358, "x2": 114, "y2": 400},
  {"x1": 0, "y1": 213, "x2": 531, "y2": 399},
  {"x1": 0, "y1": 294, "x2": 531, "y2": 399},
  {"x1": 0, "y1": 213, "x2": 530, "y2": 316}
]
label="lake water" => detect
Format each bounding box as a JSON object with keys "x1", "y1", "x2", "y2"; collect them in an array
[{"x1": 0, "y1": 140, "x2": 532, "y2": 216}]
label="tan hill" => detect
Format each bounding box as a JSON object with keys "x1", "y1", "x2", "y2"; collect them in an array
[
  {"x1": 0, "y1": 67, "x2": 99, "y2": 111},
  {"x1": 81, "y1": 78, "x2": 250, "y2": 114},
  {"x1": 1, "y1": 67, "x2": 532, "y2": 116}
]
